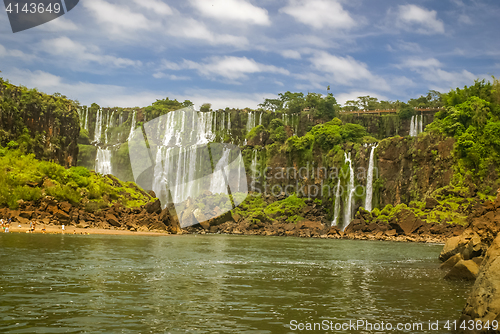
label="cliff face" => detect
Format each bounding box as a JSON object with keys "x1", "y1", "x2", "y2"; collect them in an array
[{"x1": 0, "y1": 79, "x2": 79, "y2": 167}]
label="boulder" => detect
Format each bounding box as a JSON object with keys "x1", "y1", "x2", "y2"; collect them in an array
[
  {"x1": 459, "y1": 234, "x2": 500, "y2": 328},
  {"x1": 439, "y1": 236, "x2": 462, "y2": 262},
  {"x1": 105, "y1": 213, "x2": 120, "y2": 227},
  {"x1": 440, "y1": 253, "x2": 463, "y2": 270},
  {"x1": 444, "y1": 260, "x2": 479, "y2": 281},
  {"x1": 59, "y1": 202, "x2": 72, "y2": 213},
  {"x1": 145, "y1": 199, "x2": 162, "y2": 214}
]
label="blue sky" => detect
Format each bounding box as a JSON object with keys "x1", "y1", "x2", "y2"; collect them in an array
[{"x1": 1, "y1": 0, "x2": 499, "y2": 109}]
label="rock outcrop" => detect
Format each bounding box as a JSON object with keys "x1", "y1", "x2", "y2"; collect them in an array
[
  {"x1": 457, "y1": 234, "x2": 500, "y2": 332},
  {"x1": 1, "y1": 197, "x2": 181, "y2": 234}
]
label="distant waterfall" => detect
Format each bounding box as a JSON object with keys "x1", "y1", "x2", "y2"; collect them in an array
[
  {"x1": 364, "y1": 144, "x2": 378, "y2": 212},
  {"x1": 343, "y1": 152, "x2": 355, "y2": 230},
  {"x1": 95, "y1": 148, "x2": 112, "y2": 175},
  {"x1": 151, "y1": 109, "x2": 233, "y2": 207},
  {"x1": 94, "y1": 108, "x2": 102, "y2": 143},
  {"x1": 251, "y1": 149, "x2": 258, "y2": 178},
  {"x1": 410, "y1": 115, "x2": 423, "y2": 137},
  {"x1": 331, "y1": 178, "x2": 341, "y2": 226},
  {"x1": 259, "y1": 112, "x2": 262, "y2": 126},
  {"x1": 246, "y1": 111, "x2": 256, "y2": 132},
  {"x1": 104, "y1": 111, "x2": 114, "y2": 145},
  {"x1": 227, "y1": 112, "x2": 231, "y2": 131},
  {"x1": 127, "y1": 111, "x2": 137, "y2": 142}
]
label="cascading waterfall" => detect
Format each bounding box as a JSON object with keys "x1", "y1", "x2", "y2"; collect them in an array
[
  {"x1": 251, "y1": 149, "x2": 258, "y2": 178},
  {"x1": 152, "y1": 110, "x2": 226, "y2": 207},
  {"x1": 246, "y1": 111, "x2": 255, "y2": 132},
  {"x1": 409, "y1": 115, "x2": 424, "y2": 137},
  {"x1": 227, "y1": 112, "x2": 231, "y2": 131},
  {"x1": 259, "y1": 112, "x2": 262, "y2": 126},
  {"x1": 94, "y1": 108, "x2": 102, "y2": 143},
  {"x1": 331, "y1": 178, "x2": 341, "y2": 226},
  {"x1": 210, "y1": 148, "x2": 231, "y2": 194},
  {"x1": 95, "y1": 148, "x2": 112, "y2": 175},
  {"x1": 343, "y1": 152, "x2": 355, "y2": 230},
  {"x1": 127, "y1": 111, "x2": 137, "y2": 142},
  {"x1": 364, "y1": 144, "x2": 378, "y2": 212}
]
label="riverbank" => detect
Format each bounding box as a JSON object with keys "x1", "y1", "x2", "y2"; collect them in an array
[{"x1": 3, "y1": 223, "x2": 173, "y2": 236}]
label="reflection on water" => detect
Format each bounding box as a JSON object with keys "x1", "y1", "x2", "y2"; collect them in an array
[{"x1": 0, "y1": 234, "x2": 471, "y2": 333}]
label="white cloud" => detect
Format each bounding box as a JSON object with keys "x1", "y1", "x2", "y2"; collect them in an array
[
  {"x1": 0, "y1": 44, "x2": 36, "y2": 61},
  {"x1": 190, "y1": 0, "x2": 270, "y2": 25},
  {"x1": 396, "y1": 5, "x2": 445, "y2": 34},
  {"x1": 132, "y1": 0, "x2": 173, "y2": 15},
  {"x1": 398, "y1": 57, "x2": 479, "y2": 89},
  {"x1": 280, "y1": 0, "x2": 356, "y2": 30},
  {"x1": 153, "y1": 72, "x2": 190, "y2": 80},
  {"x1": 280, "y1": 50, "x2": 301, "y2": 59},
  {"x1": 166, "y1": 18, "x2": 248, "y2": 47},
  {"x1": 309, "y1": 51, "x2": 389, "y2": 90},
  {"x1": 174, "y1": 56, "x2": 289, "y2": 81},
  {"x1": 83, "y1": 0, "x2": 153, "y2": 33},
  {"x1": 387, "y1": 41, "x2": 423, "y2": 53},
  {"x1": 39, "y1": 37, "x2": 142, "y2": 68},
  {"x1": 399, "y1": 58, "x2": 442, "y2": 69}
]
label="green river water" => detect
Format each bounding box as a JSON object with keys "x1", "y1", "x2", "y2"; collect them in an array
[{"x1": 0, "y1": 234, "x2": 472, "y2": 333}]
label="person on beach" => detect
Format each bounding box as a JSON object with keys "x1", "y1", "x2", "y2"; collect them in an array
[
  {"x1": 62, "y1": 224, "x2": 65, "y2": 232},
  {"x1": 32, "y1": 221, "x2": 37, "y2": 233},
  {"x1": 29, "y1": 221, "x2": 33, "y2": 233},
  {"x1": 42, "y1": 225, "x2": 46, "y2": 233}
]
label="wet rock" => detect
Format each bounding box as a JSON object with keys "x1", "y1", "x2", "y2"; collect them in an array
[{"x1": 440, "y1": 253, "x2": 463, "y2": 270}]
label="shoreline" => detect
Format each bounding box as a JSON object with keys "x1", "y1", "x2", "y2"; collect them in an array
[{"x1": 1, "y1": 223, "x2": 445, "y2": 244}]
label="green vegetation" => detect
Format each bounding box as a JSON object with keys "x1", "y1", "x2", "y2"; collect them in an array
[
  {"x1": 427, "y1": 78, "x2": 500, "y2": 190},
  {"x1": 231, "y1": 193, "x2": 306, "y2": 224},
  {"x1": 0, "y1": 146, "x2": 152, "y2": 210}
]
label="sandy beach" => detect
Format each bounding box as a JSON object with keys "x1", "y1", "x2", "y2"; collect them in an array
[{"x1": 2, "y1": 224, "x2": 175, "y2": 236}]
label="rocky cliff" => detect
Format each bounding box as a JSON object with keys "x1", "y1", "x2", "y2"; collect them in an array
[{"x1": 0, "y1": 78, "x2": 80, "y2": 167}]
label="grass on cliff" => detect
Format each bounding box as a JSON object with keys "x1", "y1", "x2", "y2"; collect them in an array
[{"x1": 0, "y1": 146, "x2": 153, "y2": 210}]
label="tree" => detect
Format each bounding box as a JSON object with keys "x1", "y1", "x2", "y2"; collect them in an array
[{"x1": 200, "y1": 103, "x2": 211, "y2": 112}]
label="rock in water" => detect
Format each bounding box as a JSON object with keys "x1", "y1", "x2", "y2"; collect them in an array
[{"x1": 458, "y1": 234, "x2": 500, "y2": 330}]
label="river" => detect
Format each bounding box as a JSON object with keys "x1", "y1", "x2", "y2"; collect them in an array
[{"x1": 0, "y1": 234, "x2": 471, "y2": 333}]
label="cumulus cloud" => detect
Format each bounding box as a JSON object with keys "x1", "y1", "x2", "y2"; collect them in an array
[
  {"x1": 398, "y1": 57, "x2": 479, "y2": 89},
  {"x1": 0, "y1": 44, "x2": 36, "y2": 62},
  {"x1": 309, "y1": 51, "x2": 389, "y2": 90},
  {"x1": 83, "y1": 0, "x2": 153, "y2": 33},
  {"x1": 166, "y1": 18, "x2": 248, "y2": 47},
  {"x1": 166, "y1": 56, "x2": 289, "y2": 81},
  {"x1": 190, "y1": 0, "x2": 270, "y2": 25},
  {"x1": 396, "y1": 4, "x2": 445, "y2": 34},
  {"x1": 280, "y1": 0, "x2": 356, "y2": 30},
  {"x1": 39, "y1": 37, "x2": 142, "y2": 68}
]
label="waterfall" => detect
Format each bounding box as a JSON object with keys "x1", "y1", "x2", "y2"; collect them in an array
[
  {"x1": 409, "y1": 115, "x2": 415, "y2": 137},
  {"x1": 246, "y1": 111, "x2": 255, "y2": 132},
  {"x1": 331, "y1": 178, "x2": 341, "y2": 226},
  {"x1": 418, "y1": 115, "x2": 423, "y2": 134},
  {"x1": 251, "y1": 149, "x2": 258, "y2": 178},
  {"x1": 364, "y1": 144, "x2": 378, "y2": 212},
  {"x1": 94, "y1": 108, "x2": 102, "y2": 143},
  {"x1": 343, "y1": 152, "x2": 355, "y2": 230},
  {"x1": 104, "y1": 111, "x2": 114, "y2": 145},
  {"x1": 410, "y1": 115, "x2": 424, "y2": 137},
  {"x1": 227, "y1": 112, "x2": 231, "y2": 131},
  {"x1": 95, "y1": 148, "x2": 112, "y2": 175},
  {"x1": 127, "y1": 111, "x2": 136, "y2": 142},
  {"x1": 210, "y1": 148, "x2": 231, "y2": 194},
  {"x1": 258, "y1": 112, "x2": 262, "y2": 126}
]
